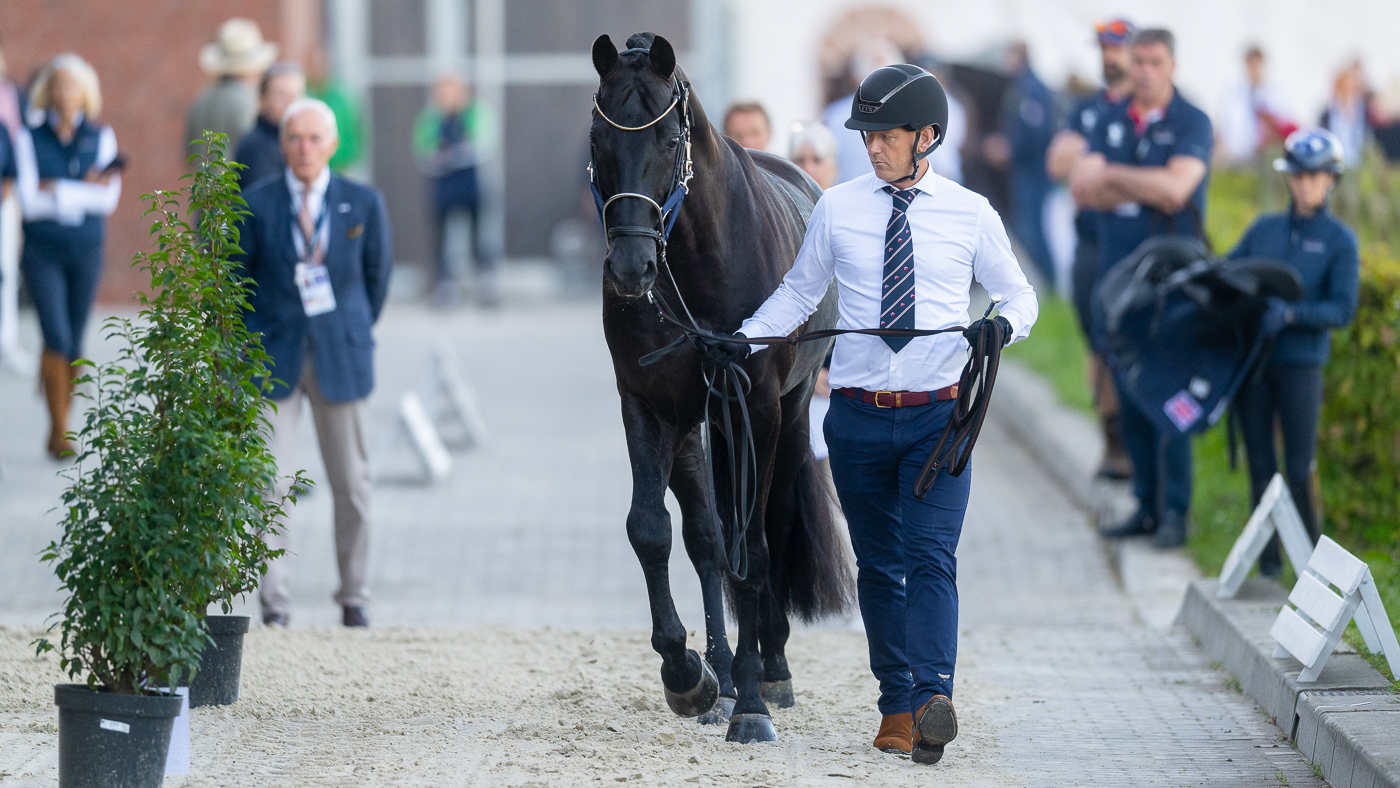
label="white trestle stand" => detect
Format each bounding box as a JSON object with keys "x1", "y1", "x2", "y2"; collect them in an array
[
  {"x1": 397, "y1": 391, "x2": 453, "y2": 482},
  {"x1": 1268, "y1": 535, "x2": 1400, "y2": 682},
  {"x1": 1217, "y1": 474, "x2": 1317, "y2": 599},
  {"x1": 428, "y1": 342, "x2": 490, "y2": 447}
]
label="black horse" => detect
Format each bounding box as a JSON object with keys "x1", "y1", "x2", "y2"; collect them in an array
[{"x1": 590, "y1": 32, "x2": 853, "y2": 742}]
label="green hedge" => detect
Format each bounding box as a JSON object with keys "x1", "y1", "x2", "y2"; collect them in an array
[{"x1": 1318, "y1": 253, "x2": 1400, "y2": 552}]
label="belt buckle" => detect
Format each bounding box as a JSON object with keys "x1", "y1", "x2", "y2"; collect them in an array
[{"x1": 874, "y1": 390, "x2": 895, "y2": 408}]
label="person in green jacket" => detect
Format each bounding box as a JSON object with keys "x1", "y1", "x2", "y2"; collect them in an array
[
  {"x1": 414, "y1": 74, "x2": 499, "y2": 308},
  {"x1": 307, "y1": 48, "x2": 365, "y2": 174}
]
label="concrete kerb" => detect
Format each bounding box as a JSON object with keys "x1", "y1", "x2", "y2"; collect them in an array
[
  {"x1": 993, "y1": 359, "x2": 1400, "y2": 786},
  {"x1": 1179, "y1": 577, "x2": 1398, "y2": 787}
]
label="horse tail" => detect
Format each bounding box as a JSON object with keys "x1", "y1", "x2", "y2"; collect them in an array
[{"x1": 778, "y1": 451, "x2": 856, "y2": 622}]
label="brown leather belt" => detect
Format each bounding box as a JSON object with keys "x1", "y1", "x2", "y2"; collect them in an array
[{"x1": 837, "y1": 385, "x2": 959, "y2": 408}]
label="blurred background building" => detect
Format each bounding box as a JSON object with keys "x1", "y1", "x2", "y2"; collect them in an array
[{"x1": 4, "y1": 0, "x2": 1400, "y2": 303}]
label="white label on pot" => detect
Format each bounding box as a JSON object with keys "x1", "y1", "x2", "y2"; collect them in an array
[{"x1": 99, "y1": 719, "x2": 130, "y2": 734}]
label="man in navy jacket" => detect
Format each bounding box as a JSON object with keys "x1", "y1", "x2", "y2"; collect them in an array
[{"x1": 236, "y1": 97, "x2": 392, "y2": 628}]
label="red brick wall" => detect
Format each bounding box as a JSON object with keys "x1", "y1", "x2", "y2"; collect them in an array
[{"x1": 2, "y1": 0, "x2": 284, "y2": 303}]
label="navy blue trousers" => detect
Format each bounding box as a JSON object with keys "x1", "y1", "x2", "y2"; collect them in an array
[
  {"x1": 1237, "y1": 363, "x2": 1323, "y2": 570},
  {"x1": 21, "y1": 236, "x2": 104, "y2": 360},
  {"x1": 824, "y1": 393, "x2": 971, "y2": 716},
  {"x1": 1118, "y1": 383, "x2": 1193, "y2": 517}
]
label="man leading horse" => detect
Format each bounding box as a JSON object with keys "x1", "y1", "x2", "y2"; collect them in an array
[{"x1": 701, "y1": 64, "x2": 1039, "y2": 764}]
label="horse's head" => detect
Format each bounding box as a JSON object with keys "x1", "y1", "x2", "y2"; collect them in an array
[{"x1": 590, "y1": 32, "x2": 689, "y2": 299}]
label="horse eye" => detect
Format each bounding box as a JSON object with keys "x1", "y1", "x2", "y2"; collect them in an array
[{"x1": 668, "y1": 136, "x2": 680, "y2": 150}]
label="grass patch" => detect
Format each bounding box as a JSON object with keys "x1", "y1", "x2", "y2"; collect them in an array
[{"x1": 1004, "y1": 294, "x2": 1092, "y2": 413}]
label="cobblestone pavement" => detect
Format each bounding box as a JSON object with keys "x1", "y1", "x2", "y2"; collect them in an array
[{"x1": 0, "y1": 300, "x2": 1324, "y2": 785}]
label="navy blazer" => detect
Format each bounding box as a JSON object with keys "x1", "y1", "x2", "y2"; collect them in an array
[{"x1": 236, "y1": 173, "x2": 392, "y2": 402}]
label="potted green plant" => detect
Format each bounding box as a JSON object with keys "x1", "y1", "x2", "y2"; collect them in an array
[{"x1": 37, "y1": 134, "x2": 308, "y2": 787}]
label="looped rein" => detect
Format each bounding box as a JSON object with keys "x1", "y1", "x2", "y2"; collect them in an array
[{"x1": 640, "y1": 289, "x2": 1006, "y2": 582}]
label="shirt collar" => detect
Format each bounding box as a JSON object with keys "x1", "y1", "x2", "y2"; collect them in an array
[
  {"x1": 285, "y1": 166, "x2": 331, "y2": 202},
  {"x1": 868, "y1": 165, "x2": 938, "y2": 196}
]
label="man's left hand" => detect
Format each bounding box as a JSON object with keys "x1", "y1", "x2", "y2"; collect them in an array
[{"x1": 963, "y1": 316, "x2": 1014, "y2": 348}]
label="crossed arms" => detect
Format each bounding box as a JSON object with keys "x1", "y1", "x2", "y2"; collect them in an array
[{"x1": 1069, "y1": 152, "x2": 1207, "y2": 215}]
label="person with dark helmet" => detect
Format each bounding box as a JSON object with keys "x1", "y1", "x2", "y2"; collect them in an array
[
  {"x1": 1228, "y1": 129, "x2": 1359, "y2": 576},
  {"x1": 696, "y1": 64, "x2": 1038, "y2": 765}
]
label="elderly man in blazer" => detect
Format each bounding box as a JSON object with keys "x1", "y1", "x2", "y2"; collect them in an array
[{"x1": 237, "y1": 97, "x2": 392, "y2": 628}]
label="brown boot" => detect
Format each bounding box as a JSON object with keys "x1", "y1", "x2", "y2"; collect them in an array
[
  {"x1": 1096, "y1": 413, "x2": 1133, "y2": 480},
  {"x1": 873, "y1": 712, "x2": 913, "y2": 754},
  {"x1": 40, "y1": 349, "x2": 75, "y2": 459},
  {"x1": 913, "y1": 695, "x2": 958, "y2": 765}
]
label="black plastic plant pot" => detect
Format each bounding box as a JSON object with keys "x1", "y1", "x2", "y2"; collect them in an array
[
  {"x1": 55, "y1": 683, "x2": 183, "y2": 788},
  {"x1": 187, "y1": 614, "x2": 250, "y2": 707}
]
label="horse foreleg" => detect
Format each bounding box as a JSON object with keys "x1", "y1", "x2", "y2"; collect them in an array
[
  {"x1": 756, "y1": 397, "x2": 814, "y2": 710},
  {"x1": 722, "y1": 405, "x2": 782, "y2": 743},
  {"x1": 621, "y1": 396, "x2": 718, "y2": 718},
  {"x1": 670, "y1": 432, "x2": 736, "y2": 724}
]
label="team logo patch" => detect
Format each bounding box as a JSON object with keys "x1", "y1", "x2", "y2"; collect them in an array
[
  {"x1": 1107, "y1": 122, "x2": 1125, "y2": 148},
  {"x1": 1152, "y1": 130, "x2": 1176, "y2": 145},
  {"x1": 1081, "y1": 108, "x2": 1099, "y2": 131},
  {"x1": 1164, "y1": 390, "x2": 1204, "y2": 432},
  {"x1": 1303, "y1": 239, "x2": 1327, "y2": 254}
]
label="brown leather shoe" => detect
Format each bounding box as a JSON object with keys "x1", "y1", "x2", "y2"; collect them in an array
[
  {"x1": 873, "y1": 712, "x2": 912, "y2": 754},
  {"x1": 913, "y1": 695, "x2": 957, "y2": 765}
]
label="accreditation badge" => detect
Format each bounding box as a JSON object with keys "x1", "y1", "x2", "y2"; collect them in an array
[{"x1": 295, "y1": 262, "x2": 337, "y2": 316}]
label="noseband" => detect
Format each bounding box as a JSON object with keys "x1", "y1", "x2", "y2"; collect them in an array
[{"x1": 588, "y1": 62, "x2": 694, "y2": 267}]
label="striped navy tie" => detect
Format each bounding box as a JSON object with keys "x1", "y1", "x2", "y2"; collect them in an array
[{"x1": 881, "y1": 186, "x2": 918, "y2": 352}]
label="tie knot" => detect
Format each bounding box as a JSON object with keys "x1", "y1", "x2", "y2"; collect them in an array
[{"x1": 885, "y1": 186, "x2": 917, "y2": 209}]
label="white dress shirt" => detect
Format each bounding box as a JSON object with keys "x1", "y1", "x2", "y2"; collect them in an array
[
  {"x1": 14, "y1": 112, "x2": 122, "y2": 225},
  {"x1": 740, "y1": 167, "x2": 1038, "y2": 393},
  {"x1": 286, "y1": 166, "x2": 331, "y2": 261}
]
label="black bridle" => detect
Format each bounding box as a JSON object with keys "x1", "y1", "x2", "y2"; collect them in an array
[{"x1": 588, "y1": 56, "x2": 693, "y2": 269}]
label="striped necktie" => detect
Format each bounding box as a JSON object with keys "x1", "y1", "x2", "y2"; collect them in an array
[{"x1": 881, "y1": 186, "x2": 918, "y2": 352}]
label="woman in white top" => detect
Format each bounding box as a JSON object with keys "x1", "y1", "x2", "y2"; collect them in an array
[{"x1": 14, "y1": 53, "x2": 121, "y2": 458}]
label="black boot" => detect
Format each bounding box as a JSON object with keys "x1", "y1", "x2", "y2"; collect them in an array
[
  {"x1": 1257, "y1": 534, "x2": 1283, "y2": 577},
  {"x1": 1152, "y1": 510, "x2": 1188, "y2": 549},
  {"x1": 1099, "y1": 508, "x2": 1155, "y2": 539}
]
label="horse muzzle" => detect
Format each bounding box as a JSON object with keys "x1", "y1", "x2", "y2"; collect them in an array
[{"x1": 604, "y1": 244, "x2": 659, "y2": 298}]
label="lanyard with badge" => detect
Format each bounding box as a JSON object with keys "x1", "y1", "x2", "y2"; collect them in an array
[{"x1": 293, "y1": 195, "x2": 336, "y2": 316}]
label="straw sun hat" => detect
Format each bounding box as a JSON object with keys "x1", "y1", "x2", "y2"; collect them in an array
[{"x1": 200, "y1": 18, "x2": 279, "y2": 76}]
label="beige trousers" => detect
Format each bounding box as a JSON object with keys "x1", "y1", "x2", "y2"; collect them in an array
[{"x1": 259, "y1": 360, "x2": 372, "y2": 615}]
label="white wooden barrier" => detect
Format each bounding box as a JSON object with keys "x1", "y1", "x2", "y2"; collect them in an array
[
  {"x1": 1217, "y1": 474, "x2": 1316, "y2": 599},
  {"x1": 429, "y1": 343, "x2": 490, "y2": 447},
  {"x1": 397, "y1": 391, "x2": 452, "y2": 482},
  {"x1": 1269, "y1": 535, "x2": 1400, "y2": 682}
]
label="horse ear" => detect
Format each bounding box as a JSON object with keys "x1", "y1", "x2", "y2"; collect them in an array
[
  {"x1": 592, "y1": 35, "x2": 619, "y2": 77},
  {"x1": 649, "y1": 35, "x2": 676, "y2": 79}
]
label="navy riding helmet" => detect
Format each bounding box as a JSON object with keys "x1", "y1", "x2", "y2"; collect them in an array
[
  {"x1": 1274, "y1": 128, "x2": 1345, "y2": 175},
  {"x1": 846, "y1": 64, "x2": 949, "y2": 184}
]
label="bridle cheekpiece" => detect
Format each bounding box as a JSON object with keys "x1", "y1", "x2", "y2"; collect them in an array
[{"x1": 588, "y1": 59, "x2": 694, "y2": 268}]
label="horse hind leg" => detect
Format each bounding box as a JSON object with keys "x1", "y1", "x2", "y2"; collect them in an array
[{"x1": 671, "y1": 434, "x2": 736, "y2": 724}]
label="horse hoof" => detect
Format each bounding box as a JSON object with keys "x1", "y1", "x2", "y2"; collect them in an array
[
  {"x1": 697, "y1": 696, "x2": 736, "y2": 725},
  {"x1": 664, "y1": 652, "x2": 719, "y2": 717},
  {"x1": 725, "y1": 713, "x2": 779, "y2": 743},
  {"x1": 760, "y1": 679, "x2": 794, "y2": 709}
]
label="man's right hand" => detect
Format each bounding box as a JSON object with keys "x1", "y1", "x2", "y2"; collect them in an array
[{"x1": 693, "y1": 332, "x2": 750, "y2": 368}]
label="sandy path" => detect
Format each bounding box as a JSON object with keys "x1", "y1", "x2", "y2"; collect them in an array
[{"x1": 1, "y1": 625, "x2": 1014, "y2": 787}]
